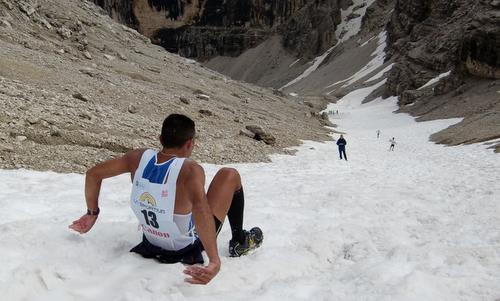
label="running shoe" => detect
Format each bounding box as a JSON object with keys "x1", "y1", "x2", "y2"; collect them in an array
[{"x1": 229, "y1": 227, "x2": 263, "y2": 257}]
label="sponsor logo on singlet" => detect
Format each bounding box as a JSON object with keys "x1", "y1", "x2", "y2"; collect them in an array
[
  {"x1": 135, "y1": 192, "x2": 165, "y2": 214},
  {"x1": 140, "y1": 225, "x2": 170, "y2": 238},
  {"x1": 139, "y1": 192, "x2": 156, "y2": 206}
]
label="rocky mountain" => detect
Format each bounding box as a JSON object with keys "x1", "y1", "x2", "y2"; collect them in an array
[
  {"x1": 386, "y1": 0, "x2": 500, "y2": 149},
  {"x1": 0, "y1": 0, "x2": 331, "y2": 173},
  {"x1": 93, "y1": 0, "x2": 499, "y2": 152},
  {"x1": 92, "y1": 0, "x2": 347, "y2": 60}
]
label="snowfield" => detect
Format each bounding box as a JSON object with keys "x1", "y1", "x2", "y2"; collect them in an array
[{"x1": 1, "y1": 82, "x2": 499, "y2": 300}]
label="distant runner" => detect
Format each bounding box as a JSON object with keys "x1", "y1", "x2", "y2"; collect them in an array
[
  {"x1": 69, "y1": 114, "x2": 263, "y2": 285},
  {"x1": 336, "y1": 134, "x2": 348, "y2": 161},
  {"x1": 389, "y1": 137, "x2": 396, "y2": 151}
]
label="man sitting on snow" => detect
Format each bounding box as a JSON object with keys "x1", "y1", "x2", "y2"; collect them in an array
[{"x1": 69, "y1": 114, "x2": 263, "y2": 284}]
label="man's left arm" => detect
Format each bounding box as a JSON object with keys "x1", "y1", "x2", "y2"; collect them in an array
[{"x1": 183, "y1": 162, "x2": 221, "y2": 285}]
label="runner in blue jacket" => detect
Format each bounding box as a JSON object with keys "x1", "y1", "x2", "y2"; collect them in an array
[{"x1": 336, "y1": 135, "x2": 347, "y2": 161}]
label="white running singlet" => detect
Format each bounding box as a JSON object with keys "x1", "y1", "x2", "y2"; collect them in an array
[{"x1": 130, "y1": 149, "x2": 196, "y2": 251}]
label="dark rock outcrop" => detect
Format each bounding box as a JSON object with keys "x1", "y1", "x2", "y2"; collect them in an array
[
  {"x1": 386, "y1": 0, "x2": 500, "y2": 99},
  {"x1": 386, "y1": 0, "x2": 500, "y2": 149},
  {"x1": 93, "y1": 0, "x2": 138, "y2": 26},
  {"x1": 154, "y1": 26, "x2": 270, "y2": 59},
  {"x1": 93, "y1": 0, "x2": 342, "y2": 60}
]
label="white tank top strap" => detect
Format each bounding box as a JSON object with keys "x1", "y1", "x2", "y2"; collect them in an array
[{"x1": 136, "y1": 149, "x2": 156, "y2": 177}]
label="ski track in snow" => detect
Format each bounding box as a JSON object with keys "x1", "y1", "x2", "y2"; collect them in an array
[{"x1": 1, "y1": 82, "x2": 500, "y2": 300}]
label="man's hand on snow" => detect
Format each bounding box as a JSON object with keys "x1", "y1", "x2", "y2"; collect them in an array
[
  {"x1": 68, "y1": 214, "x2": 98, "y2": 234},
  {"x1": 183, "y1": 261, "x2": 221, "y2": 285}
]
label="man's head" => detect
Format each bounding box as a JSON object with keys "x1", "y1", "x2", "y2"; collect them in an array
[{"x1": 160, "y1": 114, "x2": 196, "y2": 151}]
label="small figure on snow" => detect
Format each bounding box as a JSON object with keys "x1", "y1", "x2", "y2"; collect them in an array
[
  {"x1": 389, "y1": 137, "x2": 396, "y2": 151},
  {"x1": 336, "y1": 134, "x2": 347, "y2": 160},
  {"x1": 377, "y1": 130, "x2": 380, "y2": 139}
]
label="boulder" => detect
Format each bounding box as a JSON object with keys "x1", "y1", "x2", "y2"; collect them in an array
[
  {"x1": 0, "y1": 20, "x2": 11, "y2": 29},
  {"x1": 179, "y1": 96, "x2": 190, "y2": 104},
  {"x1": 83, "y1": 51, "x2": 92, "y2": 60},
  {"x1": 79, "y1": 67, "x2": 99, "y2": 77},
  {"x1": 57, "y1": 27, "x2": 72, "y2": 39},
  {"x1": 118, "y1": 52, "x2": 127, "y2": 61},
  {"x1": 199, "y1": 109, "x2": 213, "y2": 116},
  {"x1": 128, "y1": 104, "x2": 138, "y2": 114},
  {"x1": 1, "y1": 0, "x2": 13, "y2": 10},
  {"x1": 245, "y1": 125, "x2": 276, "y2": 145},
  {"x1": 16, "y1": 135, "x2": 27, "y2": 142},
  {"x1": 239, "y1": 129, "x2": 254, "y2": 138},
  {"x1": 304, "y1": 101, "x2": 314, "y2": 108},
  {"x1": 18, "y1": 2, "x2": 35, "y2": 16},
  {"x1": 72, "y1": 92, "x2": 89, "y2": 102},
  {"x1": 26, "y1": 117, "x2": 40, "y2": 125},
  {"x1": 272, "y1": 89, "x2": 286, "y2": 97},
  {"x1": 196, "y1": 94, "x2": 210, "y2": 101}
]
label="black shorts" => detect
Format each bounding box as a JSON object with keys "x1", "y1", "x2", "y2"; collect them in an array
[{"x1": 130, "y1": 216, "x2": 223, "y2": 265}]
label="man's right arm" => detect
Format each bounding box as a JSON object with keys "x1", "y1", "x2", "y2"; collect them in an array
[{"x1": 68, "y1": 149, "x2": 145, "y2": 234}]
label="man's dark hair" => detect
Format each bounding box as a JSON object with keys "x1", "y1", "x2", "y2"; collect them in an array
[{"x1": 160, "y1": 114, "x2": 195, "y2": 148}]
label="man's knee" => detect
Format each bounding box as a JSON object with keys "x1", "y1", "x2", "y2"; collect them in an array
[
  {"x1": 216, "y1": 167, "x2": 241, "y2": 186},
  {"x1": 217, "y1": 167, "x2": 240, "y2": 183}
]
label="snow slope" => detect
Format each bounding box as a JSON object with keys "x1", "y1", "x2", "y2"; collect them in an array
[
  {"x1": 340, "y1": 31, "x2": 387, "y2": 88},
  {"x1": 1, "y1": 83, "x2": 500, "y2": 300},
  {"x1": 281, "y1": 0, "x2": 376, "y2": 90}
]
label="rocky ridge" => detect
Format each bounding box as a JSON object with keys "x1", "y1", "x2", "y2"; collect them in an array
[
  {"x1": 0, "y1": 0, "x2": 331, "y2": 173},
  {"x1": 385, "y1": 0, "x2": 500, "y2": 151},
  {"x1": 93, "y1": 0, "x2": 346, "y2": 60}
]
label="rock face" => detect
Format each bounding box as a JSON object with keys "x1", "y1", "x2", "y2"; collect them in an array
[
  {"x1": 462, "y1": 25, "x2": 500, "y2": 79},
  {"x1": 93, "y1": 0, "x2": 138, "y2": 27},
  {"x1": 386, "y1": 0, "x2": 500, "y2": 96},
  {"x1": 93, "y1": 0, "x2": 342, "y2": 60},
  {"x1": 386, "y1": 0, "x2": 500, "y2": 148}
]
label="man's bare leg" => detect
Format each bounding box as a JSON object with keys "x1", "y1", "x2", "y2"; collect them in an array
[
  {"x1": 206, "y1": 167, "x2": 263, "y2": 256},
  {"x1": 206, "y1": 167, "x2": 247, "y2": 243},
  {"x1": 206, "y1": 167, "x2": 242, "y2": 223}
]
